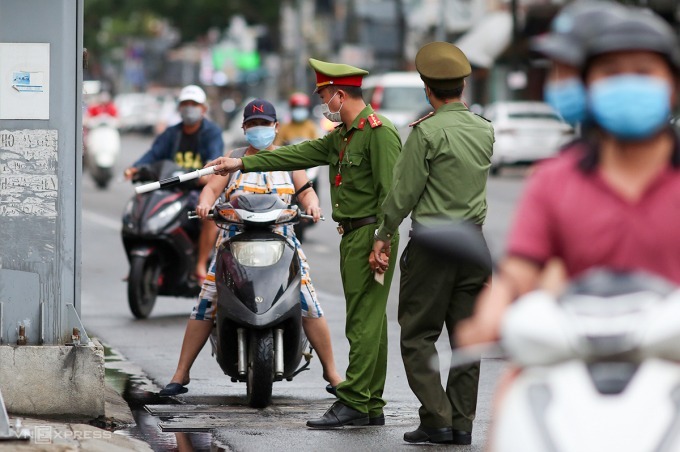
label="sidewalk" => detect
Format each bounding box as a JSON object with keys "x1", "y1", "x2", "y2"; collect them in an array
[{"x1": 1, "y1": 355, "x2": 152, "y2": 451}]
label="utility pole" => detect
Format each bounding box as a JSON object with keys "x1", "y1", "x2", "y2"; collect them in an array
[{"x1": 0, "y1": 0, "x2": 105, "y2": 418}]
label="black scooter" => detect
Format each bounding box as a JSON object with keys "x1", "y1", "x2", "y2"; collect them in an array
[
  {"x1": 190, "y1": 194, "x2": 313, "y2": 407},
  {"x1": 121, "y1": 161, "x2": 202, "y2": 318}
]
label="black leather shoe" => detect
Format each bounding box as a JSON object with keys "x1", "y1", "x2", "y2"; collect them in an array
[
  {"x1": 368, "y1": 413, "x2": 385, "y2": 426},
  {"x1": 403, "y1": 426, "x2": 454, "y2": 444},
  {"x1": 452, "y1": 429, "x2": 472, "y2": 445},
  {"x1": 306, "y1": 401, "x2": 369, "y2": 429}
]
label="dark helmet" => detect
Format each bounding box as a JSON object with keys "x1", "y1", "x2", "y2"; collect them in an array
[
  {"x1": 289, "y1": 92, "x2": 310, "y2": 108},
  {"x1": 531, "y1": 1, "x2": 629, "y2": 66},
  {"x1": 584, "y1": 9, "x2": 680, "y2": 72}
]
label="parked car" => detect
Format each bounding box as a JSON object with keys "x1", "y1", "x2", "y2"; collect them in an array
[
  {"x1": 114, "y1": 92, "x2": 164, "y2": 135},
  {"x1": 362, "y1": 72, "x2": 430, "y2": 140},
  {"x1": 483, "y1": 101, "x2": 575, "y2": 175}
]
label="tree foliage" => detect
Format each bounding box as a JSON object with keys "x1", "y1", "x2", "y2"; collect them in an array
[{"x1": 84, "y1": 0, "x2": 280, "y2": 54}]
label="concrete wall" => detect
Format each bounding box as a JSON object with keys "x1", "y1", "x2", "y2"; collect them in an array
[{"x1": 0, "y1": 341, "x2": 105, "y2": 418}]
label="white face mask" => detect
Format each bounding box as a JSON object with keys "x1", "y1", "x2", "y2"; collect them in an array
[
  {"x1": 320, "y1": 91, "x2": 343, "y2": 122},
  {"x1": 180, "y1": 105, "x2": 203, "y2": 125}
]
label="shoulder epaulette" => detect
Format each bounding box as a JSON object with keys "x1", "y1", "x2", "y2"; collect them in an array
[
  {"x1": 409, "y1": 111, "x2": 435, "y2": 127},
  {"x1": 367, "y1": 113, "x2": 383, "y2": 128},
  {"x1": 473, "y1": 112, "x2": 492, "y2": 123}
]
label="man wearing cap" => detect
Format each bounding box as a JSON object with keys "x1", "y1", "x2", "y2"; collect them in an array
[
  {"x1": 207, "y1": 59, "x2": 402, "y2": 428},
  {"x1": 531, "y1": 1, "x2": 628, "y2": 127},
  {"x1": 372, "y1": 42, "x2": 494, "y2": 445},
  {"x1": 124, "y1": 84, "x2": 224, "y2": 282}
]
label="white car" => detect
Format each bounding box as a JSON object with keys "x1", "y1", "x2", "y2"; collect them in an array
[
  {"x1": 362, "y1": 72, "x2": 430, "y2": 140},
  {"x1": 484, "y1": 101, "x2": 575, "y2": 175}
]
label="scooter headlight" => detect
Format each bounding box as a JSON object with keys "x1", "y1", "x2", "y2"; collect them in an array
[
  {"x1": 147, "y1": 200, "x2": 183, "y2": 233},
  {"x1": 231, "y1": 241, "x2": 284, "y2": 267}
]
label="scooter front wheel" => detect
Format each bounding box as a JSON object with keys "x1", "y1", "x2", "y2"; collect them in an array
[
  {"x1": 127, "y1": 254, "x2": 161, "y2": 319},
  {"x1": 246, "y1": 329, "x2": 274, "y2": 408}
]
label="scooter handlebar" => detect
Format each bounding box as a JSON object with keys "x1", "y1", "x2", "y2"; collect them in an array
[
  {"x1": 135, "y1": 166, "x2": 216, "y2": 194},
  {"x1": 187, "y1": 211, "x2": 324, "y2": 221}
]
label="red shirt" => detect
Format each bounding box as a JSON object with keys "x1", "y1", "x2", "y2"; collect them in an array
[{"x1": 507, "y1": 142, "x2": 680, "y2": 284}]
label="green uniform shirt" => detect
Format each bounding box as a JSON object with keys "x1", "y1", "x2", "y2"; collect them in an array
[
  {"x1": 241, "y1": 105, "x2": 402, "y2": 224},
  {"x1": 376, "y1": 102, "x2": 494, "y2": 241}
]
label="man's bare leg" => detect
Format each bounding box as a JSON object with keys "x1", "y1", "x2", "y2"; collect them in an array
[
  {"x1": 195, "y1": 220, "x2": 218, "y2": 280},
  {"x1": 168, "y1": 319, "x2": 213, "y2": 386},
  {"x1": 302, "y1": 316, "x2": 343, "y2": 386}
]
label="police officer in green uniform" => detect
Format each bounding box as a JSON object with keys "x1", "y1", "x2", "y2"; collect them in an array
[
  {"x1": 373, "y1": 42, "x2": 494, "y2": 445},
  {"x1": 208, "y1": 58, "x2": 402, "y2": 428}
]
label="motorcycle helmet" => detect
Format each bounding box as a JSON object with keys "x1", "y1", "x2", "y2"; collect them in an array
[
  {"x1": 289, "y1": 92, "x2": 311, "y2": 108},
  {"x1": 584, "y1": 10, "x2": 680, "y2": 73},
  {"x1": 530, "y1": 1, "x2": 629, "y2": 67}
]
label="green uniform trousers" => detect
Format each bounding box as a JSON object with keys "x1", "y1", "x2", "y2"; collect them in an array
[
  {"x1": 335, "y1": 224, "x2": 399, "y2": 416},
  {"x1": 398, "y1": 237, "x2": 491, "y2": 432}
]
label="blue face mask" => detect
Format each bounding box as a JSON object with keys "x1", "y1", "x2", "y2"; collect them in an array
[
  {"x1": 424, "y1": 88, "x2": 431, "y2": 106},
  {"x1": 544, "y1": 78, "x2": 587, "y2": 126},
  {"x1": 589, "y1": 74, "x2": 671, "y2": 140},
  {"x1": 245, "y1": 125, "x2": 276, "y2": 150},
  {"x1": 291, "y1": 107, "x2": 309, "y2": 122}
]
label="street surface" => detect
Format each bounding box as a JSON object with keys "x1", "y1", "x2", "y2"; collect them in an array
[{"x1": 80, "y1": 133, "x2": 526, "y2": 451}]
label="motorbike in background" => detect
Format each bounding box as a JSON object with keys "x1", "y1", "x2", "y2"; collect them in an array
[
  {"x1": 413, "y1": 224, "x2": 680, "y2": 452},
  {"x1": 121, "y1": 161, "x2": 202, "y2": 319},
  {"x1": 190, "y1": 193, "x2": 314, "y2": 407},
  {"x1": 84, "y1": 114, "x2": 121, "y2": 189}
]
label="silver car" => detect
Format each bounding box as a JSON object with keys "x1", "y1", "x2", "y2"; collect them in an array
[{"x1": 484, "y1": 101, "x2": 575, "y2": 175}]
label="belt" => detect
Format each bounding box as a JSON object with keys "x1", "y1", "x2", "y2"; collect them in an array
[
  {"x1": 337, "y1": 216, "x2": 377, "y2": 236},
  {"x1": 408, "y1": 221, "x2": 483, "y2": 237}
]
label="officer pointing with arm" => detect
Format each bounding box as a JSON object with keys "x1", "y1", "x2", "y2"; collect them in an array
[{"x1": 208, "y1": 58, "x2": 402, "y2": 429}]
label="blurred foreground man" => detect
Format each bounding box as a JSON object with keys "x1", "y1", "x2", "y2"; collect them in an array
[
  {"x1": 458, "y1": 7, "x2": 680, "y2": 354},
  {"x1": 373, "y1": 42, "x2": 494, "y2": 445},
  {"x1": 207, "y1": 58, "x2": 402, "y2": 428}
]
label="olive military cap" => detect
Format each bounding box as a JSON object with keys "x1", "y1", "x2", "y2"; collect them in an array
[
  {"x1": 309, "y1": 58, "x2": 369, "y2": 93},
  {"x1": 415, "y1": 42, "x2": 471, "y2": 90}
]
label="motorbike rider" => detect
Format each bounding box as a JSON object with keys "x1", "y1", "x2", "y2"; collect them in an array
[
  {"x1": 123, "y1": 85, "x2": 223, "y2": 284},
  {"x1": 158, "y1": 98, "x2": 343, "y2": 397},
  {"x1": 458, "y1": 6, "x2": 680, "y2": 350},
  {"x1": 274, "y1": 92, "x2": 318, "y2": 145},
  {"x1": 531, "y1": 1, "x2": 628, "y2": 128},
  {"x1": 86, "y1": 90, "x2": 118, "y2": 119}
]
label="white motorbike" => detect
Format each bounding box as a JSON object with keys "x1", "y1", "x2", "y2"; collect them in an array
[
  {"x1": 84, "y1": 114, "x2": 121, "y2": 189},
  {"x1": 413, "y1": 224, "x2": 680, "y2": 452}
]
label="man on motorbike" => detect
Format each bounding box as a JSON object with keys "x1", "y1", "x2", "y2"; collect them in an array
[
  {"x1": 123, "y1": 85, "x2": 223, "y2": 283},
  {"x1": 458, "y1": 6, "x2": 680, "y2": 351},
  {"x1": 274, "y1": 92, "x2": 318, "y2": 146},
  {"x1": 159, "y1": 99, "x2": 343, "y2": 397}
]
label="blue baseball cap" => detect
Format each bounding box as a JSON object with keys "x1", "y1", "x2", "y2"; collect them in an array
[{"x1": 243, "y1": 99, "x2": 277, "y2": 124}]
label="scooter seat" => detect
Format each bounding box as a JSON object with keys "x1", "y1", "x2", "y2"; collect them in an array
[{"x1": 233, "y1": 194, "x2": 287, "y2": 213}]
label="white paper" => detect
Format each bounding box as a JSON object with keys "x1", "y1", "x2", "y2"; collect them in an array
[
  {"x1": 374, "y1": 271, "x2": 384, "y2": 286},
  {"x1": 0, "y1": 43, "x2": 50, "y2": 119}
]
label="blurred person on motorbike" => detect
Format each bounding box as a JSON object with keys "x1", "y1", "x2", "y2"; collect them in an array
[
  {"x1": 531, "y1": 1, "x2": 628, "y2": 128},
  {"x1": 86, "y1": 90, "x2": 118, "y2": 119},
  {"x1": 458, "y1": 6, "x2": 680, "y2": 350},
  {"x1": 274, "y1": 92, "x2": 319, "y2": 145},
  {"x1": 124, "y1": 85, "x2": 223, "y2": 283},
  {"x1": 158, "y1": 99, "x2": 343, "y2": 397}
]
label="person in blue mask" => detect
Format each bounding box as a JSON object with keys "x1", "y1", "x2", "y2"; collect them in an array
[
  {"x1": 458, "y1": 6, "x2": 680, "y2": 360},
  {"x1": 159, "y1": 99, "x2": 343, "y2": 397},
  {"x1": 530, "y1": 1, "x2": 628, "y2": 127}
]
